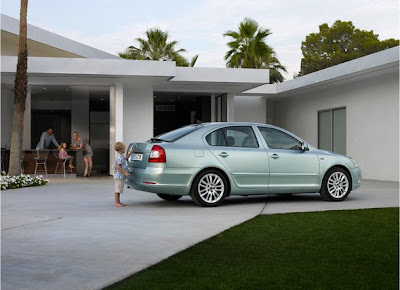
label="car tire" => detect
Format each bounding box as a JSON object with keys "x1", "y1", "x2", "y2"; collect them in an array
[
  {"x1": 157, "y1": 194, "x2": 183, "y2": 201},
  {"x1": 320, "y1": 167, "x2": 351, "y2": 201},
  {"x1": 191, "y1": 169, "x2": 228, "y2": 207}
]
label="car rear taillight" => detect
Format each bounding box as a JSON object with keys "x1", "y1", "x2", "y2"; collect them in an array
[{"x1": 148, "y1": 145, "x2": 166, "y2": 163}]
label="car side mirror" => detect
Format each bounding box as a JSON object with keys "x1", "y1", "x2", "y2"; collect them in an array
[{"x1": 301, "y1": 142, "x2": 309, "y2": 151}]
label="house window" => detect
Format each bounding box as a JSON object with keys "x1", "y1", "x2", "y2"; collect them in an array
[{"x1": 318, "y1": 107, "x2": 346, "y2": 155}]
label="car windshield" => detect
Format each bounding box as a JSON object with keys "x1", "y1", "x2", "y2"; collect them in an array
[{"x1": 152, "y1": 124, "x2": 203, "y2": 142}]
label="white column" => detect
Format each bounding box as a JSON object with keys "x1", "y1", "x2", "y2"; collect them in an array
[
  {"x1": 226, "y1": 93, "x2": 235, "y2": 121},
  {"x1": 123, "y1": 86, "x2": 153, "y2": 142},
  {"x1": 210, "y1": 94, "x2": 216, "y2": 122},
  {"x1": 71, "y1": 87, "x2": 90, "y2": 138},
  {"x1": 266, "y1": 99, "x2": 274, "y2": 124},
  {"x1": 115, "y1": 83, "x2": 124, "y2": 142},
  {"x1": 23, "y1": 86, "x2": 31, "y2": 149},
  {"x1": 109, "y1": 82, "x2": 124, "y2": 175}
]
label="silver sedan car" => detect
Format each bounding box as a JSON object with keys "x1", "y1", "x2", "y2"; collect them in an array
[{"x1": 126, "y1": 122, "x2": 361, "y2": 207}]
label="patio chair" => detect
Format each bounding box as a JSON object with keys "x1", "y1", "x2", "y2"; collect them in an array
[
  {"x1": 53, "y1": 151, "x2": 72, "y2": 177},
  {"x1": 33, "y1": 149, "x2": 49, "y2": 176}
]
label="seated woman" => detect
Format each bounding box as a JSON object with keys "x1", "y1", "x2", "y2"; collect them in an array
[{"x1": 58, "y1": 143, "x2": 75, "y2": 169}]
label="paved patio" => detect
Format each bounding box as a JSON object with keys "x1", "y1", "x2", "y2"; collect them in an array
[{"x1": 1, "y1": 178, "x2": 398, "y2": 290}]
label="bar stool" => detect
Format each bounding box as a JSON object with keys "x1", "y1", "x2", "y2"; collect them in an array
[
  {"x1": 1, "y1": 148, "x2": 5, "y2": 172},
  {"x1": 20, "y1": 154, "x2": 24, "y2": 174},
  {"x1": 53, "y1": 151, "x2": 72, "y2": 177},
  {"x1": 34, "y1": 149, "x2": 49, "y2": 176}
]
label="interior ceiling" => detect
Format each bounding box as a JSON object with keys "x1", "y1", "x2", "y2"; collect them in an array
[
  {"x1": 153, "y1": 81, "x2": 259, "y2": 94},
  {"x1": 30, "y1": 85, "x2": 109, "y2": 100},
  {"x1": 29, "y1": 85, "x2": 215, "y2": 104},
  {"x1": 154, "y1": 91, "x2": 213, "y2": 104}
]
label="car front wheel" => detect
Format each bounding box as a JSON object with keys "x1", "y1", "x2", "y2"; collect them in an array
[
  {"x1": 191, "y1": 170, "x2": 228, "y2": 207},
  {"x1": 157, "y1": 194, "x2": 182, "y2": 201},
  {"x1": 320, "y1": 167, "x2": 351, "y2": 201}
]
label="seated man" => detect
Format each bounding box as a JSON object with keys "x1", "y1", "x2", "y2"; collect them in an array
[{"x1": 36, "y1": 128, "x2": 59, "y2": 149}]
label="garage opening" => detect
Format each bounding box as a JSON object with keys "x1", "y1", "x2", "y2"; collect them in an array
[
  {"x1": 30, "y1": 85, "x2": 110, "y2": 174},
  {"x1": 153, "y1": 93, "x2": 211, "y2": 136}
]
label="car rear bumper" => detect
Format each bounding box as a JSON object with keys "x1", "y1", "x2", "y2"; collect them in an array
[{"x1": 125, "y1": 166, "x2": 196, "y2": 196}]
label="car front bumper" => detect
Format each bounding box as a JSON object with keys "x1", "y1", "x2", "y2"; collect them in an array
[{"x1": 350, "y1": 166, "x2": 362, "y2": 190}]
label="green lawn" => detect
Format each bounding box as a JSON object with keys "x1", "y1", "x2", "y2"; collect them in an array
[{"x1": 105, "y1": 208, "x2": 399, "y2": 290}]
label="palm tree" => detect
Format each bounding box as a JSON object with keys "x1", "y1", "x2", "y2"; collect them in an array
[
  {"x1": 9, "y1": 0, "x2": 28, "y2": 176},
  {"x1": 223, "y1": 18, "x2": 286, "y2": 83},
  {"x1": 119, "y1": 28, "x2": 198, "y2": 67}
]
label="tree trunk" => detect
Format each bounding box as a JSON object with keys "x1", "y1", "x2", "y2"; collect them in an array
[{"x1": 8, "y1": 0, "x2": 28, "y2": 176}]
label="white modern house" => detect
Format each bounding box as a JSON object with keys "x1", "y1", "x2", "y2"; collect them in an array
[{"x1": 1, "y1": 14, "x2": 399, "y2": 181}]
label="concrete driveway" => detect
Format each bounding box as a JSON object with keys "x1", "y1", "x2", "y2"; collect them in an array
[{"x1": 1, "y1": 178, "x2": 398, "y2": 290}]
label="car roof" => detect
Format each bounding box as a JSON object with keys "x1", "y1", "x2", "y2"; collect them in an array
[{"x1": 201, "y1": 122, "x2": 271, "y2": 126}]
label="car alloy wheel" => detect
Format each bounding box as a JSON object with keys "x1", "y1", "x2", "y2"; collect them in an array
[
  {"x1": 320, "y1": 167, "x2": 351, "y2": 201},
  {"x1": 327, "y1": 172, "x2": 349, "y2": 198},
  {"x1": 191, "y1": 170, "x2": 228, "y2": 207}
]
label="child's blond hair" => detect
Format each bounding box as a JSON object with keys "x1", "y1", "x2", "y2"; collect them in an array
[
  {"x1": 115, "y1": 142, "x2": 125, "y2": 152},
  {"x1": 58, "y1": 143, "x2": 66, "y2": 150}
]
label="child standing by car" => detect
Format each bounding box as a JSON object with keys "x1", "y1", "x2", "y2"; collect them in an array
[{"x1": 114, "y1": 142, "x2": 134, "y2": 207}]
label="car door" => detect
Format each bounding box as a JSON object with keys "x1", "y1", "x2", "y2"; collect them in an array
[
  {"x1": 257, "y1": 126, "x2": 320, "y2": 193},
  {"x1": 205, "y1": 126, "x2": 269, "y2": 192}
]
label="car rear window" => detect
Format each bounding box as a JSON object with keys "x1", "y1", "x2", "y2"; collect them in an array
[{"x1": 153, "y1": 124, "x2": 203, "y2": 142}]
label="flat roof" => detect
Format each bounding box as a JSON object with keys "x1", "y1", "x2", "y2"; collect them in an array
[
  {"x1": 154, "y1": 67, "x2": 269, "y2": 94},
  {"x1": 1, "y1": 56, "x2": 269, "y2": 94},
  {"x1": 1, "y1": 14, "x2": 120, "y2": 59},
  {"x1": 240, "y1": 46, "x2": 399, "y2": 97}
]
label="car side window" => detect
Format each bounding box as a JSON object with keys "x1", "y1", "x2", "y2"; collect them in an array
[
  {"x1": 258, "y1": 127, "x2": 302, "y2": 150},
  {"x1": 206, "y1": 129, "x2": 227, "y2": 146},
  {"x1": 206, "y1": 126, "x2": 259, "y2": 148}
]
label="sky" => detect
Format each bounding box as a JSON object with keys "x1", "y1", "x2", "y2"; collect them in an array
[{"x1": 1, "y1": 0, "x2": 399, "y2": 80}]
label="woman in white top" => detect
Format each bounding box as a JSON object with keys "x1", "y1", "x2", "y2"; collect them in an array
[{"x1": 71, "y1": 131, "x2": 93, "y2": 177}]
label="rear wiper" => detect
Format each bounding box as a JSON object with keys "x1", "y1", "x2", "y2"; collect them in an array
[{"x1": 150, "y1": 138, "x2": 170, "y2": 142}]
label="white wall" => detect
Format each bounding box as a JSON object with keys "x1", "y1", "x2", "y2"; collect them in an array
[
  {"x1": 123, "y1": 86, "x2": 154, "y2": 143},
  {"x1": 234, "y1": 95, "x2": 266, "y2": 123},
  {"x1": 109, "y1": 84, "x2": 154, "y2": 175},
  {"x1": 273, "y1": 68, "x2": 399, "y2": 181},
  {"x1": 1, "y1": 84, "x2": 14, "y2": 148},
  {"x1": 1, "y1": 85, "x2": 32, "y2": 150}
]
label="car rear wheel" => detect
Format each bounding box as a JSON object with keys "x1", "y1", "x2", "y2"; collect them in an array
[
  {"x1": 157, "y1": 194, "x2": 183, "y2": 201},
  {"x1": 320, "y1": 167, "x2": 351, "y2": 201},
  {"x1": 191, "y1": 170, "x2": 228, "y2": 207}
]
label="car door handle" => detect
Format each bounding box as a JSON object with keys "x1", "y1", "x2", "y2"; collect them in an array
[
  {"x1": 270, "y1": 154, "x2": 279, "y2": 159},
  {"x1": 219, "y1": 152, "x2": 229, "y2": 158}
]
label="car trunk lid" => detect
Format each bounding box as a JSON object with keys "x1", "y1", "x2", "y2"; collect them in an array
[{"x1": 127, "y1": 142, "x2": 152, "y2": 169}]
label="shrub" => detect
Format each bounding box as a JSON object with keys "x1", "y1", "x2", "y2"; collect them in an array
[{"x1": 0, "y1": 171, "x2": 48, "y2": 190}]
